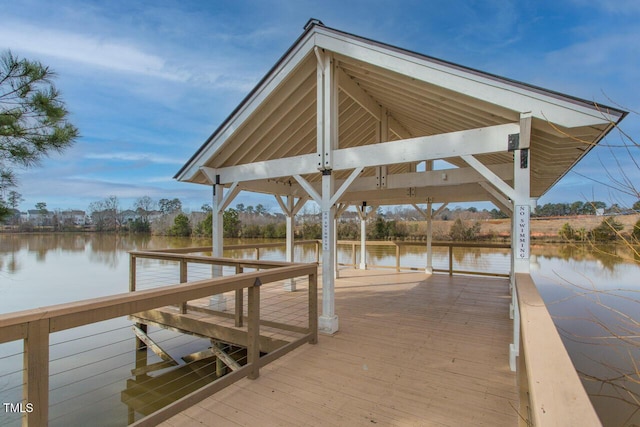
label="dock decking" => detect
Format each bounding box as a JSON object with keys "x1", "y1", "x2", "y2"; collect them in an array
[{"x1": 159, "y1": 269, "x2": 518, "y2": 426}]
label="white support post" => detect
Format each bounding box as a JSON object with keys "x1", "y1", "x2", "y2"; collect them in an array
[
  {"x1": 358, "y1": 204, "x2": 367, "y2": 270},
  {"x1": 320, "y1": 170, "x2": 338, "y2": 334},
  {"x1": 356, "y1": 204, "x2": 377, "y2": 270},
  {"x1": 285, "y1": 196, "x2": 296, "y2": 291},
  {"x1": 424, "y1": 161, "x2": 434, "y2": 275},
  {"x1": 413, "y1": 201, "x2": 438, "y2": 275},
  {"x1": 316, "y1": 46, "x2": 339, "y2": 334},
  {"x1": 510, "y1": 112, "x2": 532, "y2": 372},
  {"x1": 275, "y1": 194, "x2": 307, "y2": 291},
  {"x1": 334, "y1": 215, "x2": 339, "y2": 279},
  {"x1": 211, "y1": 182, "x2": 226, "y2": 311},
  {"x1": 426, "y1": 200, "x2": 433, "y2": 274}
]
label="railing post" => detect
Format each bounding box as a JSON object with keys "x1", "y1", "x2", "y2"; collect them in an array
[
  {"x1": 309, "y1": 271, "x2": 318, "y2": 344},
  {"x1": 247, "y1": 279, "x2": 261, "y2": 380},
  {"x1": 395, "y1": 243, "x2": 400, "y2": 272},
  {"x1": 448, "y1": 245, "x2": 453, "y2": 276},
  {"x1": 255, "y1": 247, "x2": 260, "y2": 261},
  {"x1": 129, "y1": 254, "x2": 136, "y2": 292},
  {"x1": 315, "y1": 241, "x2": 320, "y2": 264},
  {"x1": 234, "y1": 265, "x2": 244, "y2": 327},
  {"x1": 180, "y1": 259, "x2": 188, "y2": 314},
  {"x1": 24, "y1": 319, "x2": 49, "y2": 427}
]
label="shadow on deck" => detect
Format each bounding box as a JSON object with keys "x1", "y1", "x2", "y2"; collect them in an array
[{"x1": 160, "y1": 269, "x2": 518, "y2": 426}]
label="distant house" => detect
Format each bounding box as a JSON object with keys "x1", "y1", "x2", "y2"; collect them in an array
[
  {"x1": 27, "y1": 210, "x2": 55, "y2": 226},
  {"x1": 59, "y1": 210, "x2": 88, "y2": 226},
  {"x1": 119, "y1": 209, "x2": 138, "y2": 225},
  {"x1": 147, "y1": 210, "x2": 163, "y2": 223}
]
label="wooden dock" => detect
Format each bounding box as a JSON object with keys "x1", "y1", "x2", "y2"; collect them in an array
[{"x1": 159, "y1": 269, "x2": 518, "y2": 426}]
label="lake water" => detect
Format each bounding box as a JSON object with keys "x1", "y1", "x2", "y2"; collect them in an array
[{"x1": 0, "y1": 233, "x2": 638, "y2": 426}]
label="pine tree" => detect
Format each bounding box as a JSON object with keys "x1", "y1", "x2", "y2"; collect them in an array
[{"x1": 0, "y1": 50, "x2": 79, "y2": 219}]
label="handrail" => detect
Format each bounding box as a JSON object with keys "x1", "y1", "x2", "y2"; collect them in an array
[
  {"x1": 153, "y1": 240, "x2": 511, "y2": 277},
  {"x1": 0, "y1": 258, "x2": 318, "y2": 426},
  {"x1": 335, "y1": 240, "x2": 511, "y2": 277},
  {"x1": 515, "y1": 273, "x2": 601, "y2": 426}
]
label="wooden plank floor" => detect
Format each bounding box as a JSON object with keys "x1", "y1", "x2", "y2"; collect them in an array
[{"x1": 159, "y1": 269, "x2": 518, "y2": 426}]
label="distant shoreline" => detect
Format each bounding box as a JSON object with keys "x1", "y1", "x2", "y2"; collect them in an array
[{"x1": 2, "y1": 214, "x2": 638, "y2": 243}]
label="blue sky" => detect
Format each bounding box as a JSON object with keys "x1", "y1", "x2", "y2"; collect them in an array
[{"x1": 2, "y1": 0, "x2": 639, "y2": 213}]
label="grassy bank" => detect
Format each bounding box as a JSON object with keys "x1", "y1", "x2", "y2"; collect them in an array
[{"x1": 395, "y1": 214, "x2": 640, "y2": 243}]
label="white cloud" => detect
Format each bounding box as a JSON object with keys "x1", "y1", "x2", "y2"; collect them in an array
[
  {"x1": 84, "y1": 152, "x2": 185, "y2": 165},
  {"x1": 0, "y1": 21, "x2": 188, "y2": 81}
]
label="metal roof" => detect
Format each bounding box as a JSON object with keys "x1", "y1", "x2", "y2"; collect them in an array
[{"x1": 175, "y1": 20, "x2": 626, "y2": 206}]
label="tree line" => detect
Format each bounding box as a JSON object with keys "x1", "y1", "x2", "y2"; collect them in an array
[{"x1": 4, "y1": 193, "x2": 640, "y2": 244}]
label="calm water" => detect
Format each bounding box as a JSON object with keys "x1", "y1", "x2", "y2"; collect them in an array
[{"x1": 0, "y1": 234, "x2": 638, "y2": 426}]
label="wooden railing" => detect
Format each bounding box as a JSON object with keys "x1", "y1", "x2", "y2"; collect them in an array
[
  {"x1": 335, "y1": 240, "x2": 511, "y2": 277},
  {"x1": 180, "y1": 240, "x2": 510, "y2": 277},
  {"x1": 0, "y1": 254, "x2": 317, "y2": 426},
  {"x1": 145, "y1": 240, "x2": 321, "y2": 263},
  {"x1": 515, "y1": 273, "x2": 601, "y2": 426}
]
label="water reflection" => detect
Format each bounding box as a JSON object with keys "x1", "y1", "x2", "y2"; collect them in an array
[{"x1": 531, "y1": 245, "x2": 640, "y2": 427}]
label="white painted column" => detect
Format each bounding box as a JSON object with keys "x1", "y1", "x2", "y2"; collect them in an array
[
  {"x1": 211, "y1": 183, "x2": 226, "y2": 310},
  {"x1": 334, "y1": 215, "x2": 339, "y2": 279},
  {"x1": 285, "y1": 195, "x2": 296, "y2": 291},
  {"x1": 316, "y1": 47, "x2": 339, "y2": 334},
  {"x1": 510, "y1": 112, "x2": 532, "y2": 372},
  {"x1": 359, "y1": 205, "x2": 368, "y2": 270},
  {"x1": 424, "y1": 161, "x2": 434, "y2": 274},
  {"x1": 425, "y1": 201, "x2": 433, "y2": 274},
  {"x1": 320, "y1": 170, "x2": 338, "y2": 333}
]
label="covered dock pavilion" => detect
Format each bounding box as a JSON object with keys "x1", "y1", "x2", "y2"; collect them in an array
[{"x1": 170, "y1": 19, "x2": 626, "y2": 426}]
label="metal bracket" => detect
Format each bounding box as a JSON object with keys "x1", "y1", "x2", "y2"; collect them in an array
[
  {"x1": 376, "y1": 166, "x2": 387, "y2": 188},
  {"x1": 406, "y1": 187, "x2": 416, "y2": 197},
  {"x1": 254, "y1": 278, "x2": 262, "y2": 287},
  {"x1": 520, "y1": 149, "x2": 529, "y2": 169},
  {"x1": 508, "y1": 134, "x2": 520, "y2": 152}
]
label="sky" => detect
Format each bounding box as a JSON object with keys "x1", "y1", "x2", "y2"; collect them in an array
[{"x1": 2, "y1": 0, "x2": 640, "y2": 214}]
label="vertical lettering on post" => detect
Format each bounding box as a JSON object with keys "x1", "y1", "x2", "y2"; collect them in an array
[
  {"x1": 322, "y1": 210, "x2": 330, "y2": 251},
  {"x1": 516, "y1": 205, "x2": 530, "y2": 259}
]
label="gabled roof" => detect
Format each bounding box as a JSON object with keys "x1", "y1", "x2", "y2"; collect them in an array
[{"x1": 175, "y1": 20, "x2": 626, "y2": 205}]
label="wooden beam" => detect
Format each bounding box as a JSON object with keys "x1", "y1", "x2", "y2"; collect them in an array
[
  {"x1": 132, "y1": 309, "x2": 288, "y2": 354},
  {"x1": 347, "y1": 164, "x2": 513, "y2": 192},
  {"x1": 274, "y1": 194, "x2": 290, "y2": 215},
  {"x1": 337, "y1": 66, "x2": 381, "y2": 121},
  {"x1": 219, "y1": 181, "x2": 240, "y2": 213},
  {"x1": 461, "y1": 154, "x2": 516, "y2": 201},
  {"x1": 210, "y1": 123, "x2": 517, "y2": 184},
  {"x1": 24, "y1": 319, "x2": 49, "y2": 427},
  {"x1": 132, "y1": 325, "x2": 181, "y2": 365},
  {"x1": 479, "y1": 182, "x2": 513, "y2": 213},
  {"x1": 293, "y1": 174, "x2": 322, "y2": 204},
  {"x1": 211, "y1": 346, "x2": 242, "y2": 372},
  {"x1": 330, "y1": 167, "x2": 364, "y2": 206},
  {"x1": 201, "y1": 152, "x2": 317, "y2": 185},
  {"x1": 333, "y1": 123, "x2": 517, "y2": 170}
]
